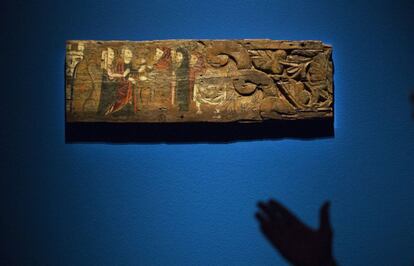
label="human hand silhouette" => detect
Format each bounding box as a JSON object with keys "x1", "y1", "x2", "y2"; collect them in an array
[{"x1": 256, "y1": 199, "x2": 336, "y2": 266}]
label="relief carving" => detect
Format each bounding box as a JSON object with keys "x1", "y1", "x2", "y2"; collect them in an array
[{"x1": 66, "y1": 40, "x2": 333, "y2": 123}]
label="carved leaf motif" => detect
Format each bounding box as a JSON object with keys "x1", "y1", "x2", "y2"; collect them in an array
[
  {"x1": 260, "y1": 96, "x2": 296, "y2": 116},
  {"x1": 286, "y1": 55, "x2": 312, "y2": 63},
  {"x1": 282, "y1": 81, "x2": 311, "y2": 106},
  {"x1": 273, "y1": 97, "x2": 296, "y2": 114},
  {"x1": 250, "y1": 50, "x2": 287, "y2": 74},
  {"x1": 291, "y1": 49, "x2": 321, "y2": 58},
  {"x1": 304, "y1": 51, "x2": 333, "y2": 108},
  {"x1": 286, "y1": 66, "x2": 301, "y2": 74},
  {"x1": 308, "y1": 53, "x2": 328, "y2": 82}
]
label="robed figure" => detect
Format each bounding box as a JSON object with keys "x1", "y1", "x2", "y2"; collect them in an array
[
  {"x1": 106, "y1": 47, "x2": 138, "y2": 115},
  {"x1": 151, "y1": 47, "x2": 172, "y2": 108},
  {"x1": 97, "y1": 48, "x2": 117, "y2": 115},
  {"x1": 173, "y1": 47, "x2": 190, "y2": 112}
]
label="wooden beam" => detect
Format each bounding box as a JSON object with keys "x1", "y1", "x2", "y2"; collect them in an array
[{"x1": 65, "y1": 40, "x2": 333, "y2": 123}]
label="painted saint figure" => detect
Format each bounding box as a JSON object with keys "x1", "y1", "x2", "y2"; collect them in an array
[
  {"x1": 137, "y1": 47, "x2": 172, "y2": 109},
  {"x1": 172, "y1": 47, "x2": 190, "y2": 112},
  {"x1": 151, "y1": 47, "x2": 172, "y2": 108},
  {"x1": 153, "y1": 47, "x2": 172, "y2": 71},
  {"x1": 105, "y1": 47, "x2": 138, "y2": 115},
  {"x1": 97, "y1": 48, "x2": 117, "y2": 115},
  {"x1": 189, "y1": 52, "x2": 205, "y2": 110}
]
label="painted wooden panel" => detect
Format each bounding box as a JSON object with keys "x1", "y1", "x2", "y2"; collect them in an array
[{"x1": 65, "y1": 40, "x2": 333, "y2": 123}]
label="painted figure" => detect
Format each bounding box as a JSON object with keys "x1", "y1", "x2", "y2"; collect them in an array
[
  {"x1": 172, "y1": 47, "x2": 190, "y2": 111},
  {"x1": 154, "y1": 47, "x2": 171, "y2": 71},
  {"x1": 105, "y1": 46, "x2": 138, "y2": 115},
  {"x1": 139, "y1": 47, "x2": 172, "y2": 109},
  {"x1": 151, "y1": 47, "x2": 172, "y2": 108},
  {"x1": 97, "y1": 48, "x2": 118, "y2": 114},
  {"x1": 189, "y1": 52, "x2": 205, "y2": 110}
]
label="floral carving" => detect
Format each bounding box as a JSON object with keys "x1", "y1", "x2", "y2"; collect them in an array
[
  {"x1": 249, "y1": 50, "x2": 287, "y2": 74},
  {"x1": 205, "y1": 41, "x2": 333, "y2": 118}
]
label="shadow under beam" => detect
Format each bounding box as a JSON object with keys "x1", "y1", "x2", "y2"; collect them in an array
[{"x1": 65, "y1": 119, "x2": 334, "y2": 144}]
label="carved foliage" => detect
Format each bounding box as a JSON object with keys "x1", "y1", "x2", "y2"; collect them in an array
[{"x1": 205, "y1": 42, "x2": 333, "y2": 119}]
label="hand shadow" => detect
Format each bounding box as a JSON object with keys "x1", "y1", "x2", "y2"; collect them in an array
[{"x1": 256, "y1": 199, "x2": 336, "y2": 266}]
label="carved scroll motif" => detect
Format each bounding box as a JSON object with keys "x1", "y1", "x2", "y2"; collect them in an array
[
  {"x1": 204, "y1": 41, "x2": 333, "y2": 120},
  {"x1": 65, "y1": 40, "x2": 333, "y2": 123}
]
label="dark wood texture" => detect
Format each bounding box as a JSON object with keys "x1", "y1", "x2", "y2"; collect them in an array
[{"x1": 65, "y1": 40, "x2": 333, "y2": 123}]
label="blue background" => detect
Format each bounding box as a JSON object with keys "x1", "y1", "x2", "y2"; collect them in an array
[{"x1": 2, "y1": 0, "x2": 414, "y2": 265}]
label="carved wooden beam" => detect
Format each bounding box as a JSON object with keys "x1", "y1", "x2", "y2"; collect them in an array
[{"x1": 65, "y1": 40, "x2": 333, "y2": 123}]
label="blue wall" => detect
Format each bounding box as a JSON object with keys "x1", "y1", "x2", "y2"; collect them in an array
[{"x1": 2, "y1": 0, "x2": 414, "y2": 265}]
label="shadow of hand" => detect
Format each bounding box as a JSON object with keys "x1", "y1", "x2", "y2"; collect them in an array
[{"x1": 256, "y1": 199, "x2": 336, "y2": 266}]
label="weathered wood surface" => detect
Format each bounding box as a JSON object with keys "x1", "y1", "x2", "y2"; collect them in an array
[{"x1": 65, "y1": 40, "x2": 333, "y2": 123}]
